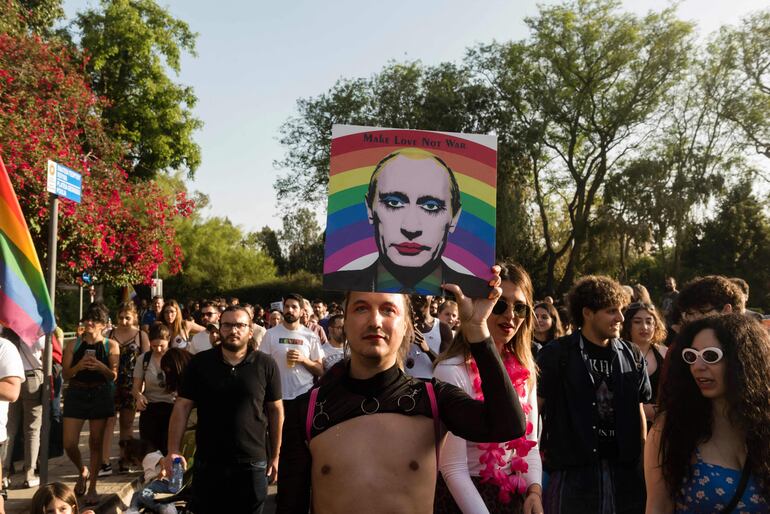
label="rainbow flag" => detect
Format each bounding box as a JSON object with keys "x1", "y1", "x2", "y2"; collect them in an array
[
  {"x1": 0, "y1": 155, "x2": 56, "y2": 343},
  {"x1": 324, "y1": 125, "x2": 497, "y2": 293}
]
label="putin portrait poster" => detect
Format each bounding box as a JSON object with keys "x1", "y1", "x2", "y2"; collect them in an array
[{"x1": 323, "y1": 125, "x2": 497, "y2": 298}]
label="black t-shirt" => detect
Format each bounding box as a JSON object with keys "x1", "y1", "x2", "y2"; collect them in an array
[
  {"x1": 582, "y1": 338, "x2": 617, "y2": 459},
  {"x1": 179, "y1": 347, "x2": 282, "y2": 463}
]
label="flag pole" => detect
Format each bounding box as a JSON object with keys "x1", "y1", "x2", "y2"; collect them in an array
[{"x1": 39, "y1": 194, "x2": 58, "y2": 484}]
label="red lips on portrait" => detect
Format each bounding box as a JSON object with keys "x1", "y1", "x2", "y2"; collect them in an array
[{"x1": 391, "y1": 242, "x2": 430, "y2": 255}]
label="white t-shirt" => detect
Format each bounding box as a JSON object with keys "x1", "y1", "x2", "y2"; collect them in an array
[
  {"x1": 320, "y1": 342, "x2": 345, "y2": 371},
  {"x1": 406, "y1": 321, "x2": 442, "y2": 380},
  {"x1": 0, "y1": 338, "x2": 25, "y2": 442},
  {"x1": 188, "y1": 331, "x2": 215, "y2": 355},
  {"x1": 260, "y1": 324, "x2": 323, "y2": 400},
  {"x1": 141, "y1": 450, "x2": 164, "y2": 482},
  {"x1": 133, "y1": 352, "x2": 175, "y2": 404}
]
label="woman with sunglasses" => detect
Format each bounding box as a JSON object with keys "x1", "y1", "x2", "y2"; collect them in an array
[
  {"x1": 132, "y1": 322, "x2": 176, "y2": 454},
  {"x1": 100, "y1": 303, "x2": 149, "y2": 475},
  {"x1": 160, "y1": 299, "x2": 205, "y2": 350},
  {"x1": 434, "y1": 262, "x2": 542, "y2": 514},
  {"x1": 621, "y1": 302, "x2": 666, "y2": 428},
  {"x1": 62, "y1": 303, "x2": 120, "y2": 503},
  {"x1": 645, "y1": 314, "x2": 769, "y2": 512}
]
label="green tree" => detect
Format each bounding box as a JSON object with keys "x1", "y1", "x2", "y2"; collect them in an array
[
  {"x1": 75, "y1": 0, "x2": 202, "y2": 179},
  {"x1": 248, "y1": 226, "x2": 287, "y2": 275},
  {"x1": 279, "y1": 208, "x2": 324, "y2": 275},
  {"x1": 470, "y1": 0, "x2": 693, "y2": 294},
  {"x1": 276, "y1": 60, "x2": 540, "y2": 268},
  {"x1": 681, "y1": 181, "x2": 770, "y2": 309},
  {"x1": 711, "y1": 10, "x2": 770, "y2": 160},
  {"x1": 163, "y1": 216, "x2": 277, "y2": 299}
]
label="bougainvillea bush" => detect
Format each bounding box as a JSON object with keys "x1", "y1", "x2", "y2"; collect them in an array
[{"x1": 0, "y1": 30, "x2": 193, "y2": 286}]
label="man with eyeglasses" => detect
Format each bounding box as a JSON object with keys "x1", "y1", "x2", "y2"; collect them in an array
[
  {"x1": 536, "y1": 275, "x2": 651, "y2": 513},
  {"x1": 188, "y1": 300, "x2": 221, "y2": 355},
  {"x1": 164, "y1": 305, "x2": 283, "y2": 514},
  {"x1": 676, "y1": 275, "x2": 745, "y2": 324}
]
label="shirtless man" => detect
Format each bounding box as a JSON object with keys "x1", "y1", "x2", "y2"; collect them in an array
[{"x1": 277, "y1": 268, "x2": 526, "y2": 514}]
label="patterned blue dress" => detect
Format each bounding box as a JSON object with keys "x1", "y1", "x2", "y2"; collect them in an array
[{"x1": 676, "y1": 449, "x2": 767, "y2": 513}]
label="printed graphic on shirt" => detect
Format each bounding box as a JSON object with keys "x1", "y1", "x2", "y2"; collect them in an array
[
  {"x1": 584, "y1": 341, "x2": 617, "y2": 457},
  {"x1": 279, "y1": 338, "x2": 305, "y2": 346}
]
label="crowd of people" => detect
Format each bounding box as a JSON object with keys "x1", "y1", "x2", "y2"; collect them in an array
[{"x1": 0, "y1": 269, "x2": 768, "y2": 513}]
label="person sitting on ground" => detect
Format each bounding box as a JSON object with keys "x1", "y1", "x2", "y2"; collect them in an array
[
  {"x1": 29, "y1": 482, "x2": 95, "y2": 514},
  {"x1": 645, "y1": 314, "x2": 769, "y2": 512},
  {"x1": 433, "y1": 262, "x2": 543, "y2": 514},
  {"x1": 676, "y1": 275, "x2": 746, "y2": 324},
  {"x1": 621, "y1": 302, "x2": 667, "y2": 429},
  {"x1": 122, "y1": 439, "x2": 177, "y2": 514},
  {"x1": 277, "y1": 266, "x2": 526, "y2": 514}
]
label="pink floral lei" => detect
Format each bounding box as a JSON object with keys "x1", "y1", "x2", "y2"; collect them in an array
[{"x1": 469, "y1": 352, "x2": 535, "y2": 504}]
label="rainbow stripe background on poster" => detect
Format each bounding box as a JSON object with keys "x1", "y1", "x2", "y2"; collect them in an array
[{"x1": 324, "y1": 125, "x2": 497, "y2": 284}]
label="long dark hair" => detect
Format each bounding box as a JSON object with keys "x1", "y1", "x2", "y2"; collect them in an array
[
  {"x1": 621, "y1": 302, "x2": 666, "y2": 346},
  {"x1": 161, "y1": 348, "x2": 192, "y2": 393},
  {"x1": 533, "y1": 302, "x2": 564, "y2": 343},
  {"x1": 657, "y1": 314, "x2": 770, "y2": 498}
]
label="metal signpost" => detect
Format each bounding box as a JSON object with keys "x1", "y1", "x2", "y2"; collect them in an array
[{"x1": 40, "y1": 161, "x2": 81, "y2": 483}]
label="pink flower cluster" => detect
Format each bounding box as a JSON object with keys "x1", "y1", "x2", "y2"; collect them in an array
[{"x1": 469, "y1": 354, "x2": 534, "y2": 504}]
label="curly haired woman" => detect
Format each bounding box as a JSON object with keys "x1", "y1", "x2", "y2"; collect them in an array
[{"x1": 645, "y1": 314, "x2": 769, "y2": 512}]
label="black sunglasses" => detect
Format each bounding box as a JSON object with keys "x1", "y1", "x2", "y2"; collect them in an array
[{"x1": 492, "y1": 299, "x2": 530, "y2": 318}]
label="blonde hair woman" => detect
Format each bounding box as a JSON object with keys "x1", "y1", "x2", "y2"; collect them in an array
[{"x1": 434, "y1": 262, "x2": 542, "y2": 513}]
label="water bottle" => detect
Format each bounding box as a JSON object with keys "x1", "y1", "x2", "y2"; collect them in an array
[{"x1": 169, "y1": 457, "x2": 184, "y2": 493}]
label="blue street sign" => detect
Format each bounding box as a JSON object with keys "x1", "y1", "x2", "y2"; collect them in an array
[
  {"x1": 46, "y1": 160, "x2": 82, "y2": 203},
  {"x1": 81, "y1": 272, "x2": 92, "y2": 284}
]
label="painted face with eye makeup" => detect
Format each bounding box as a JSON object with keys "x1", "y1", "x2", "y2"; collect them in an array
[{"x1": 367, "y1": 155, "x2": 462, "y2": 268}]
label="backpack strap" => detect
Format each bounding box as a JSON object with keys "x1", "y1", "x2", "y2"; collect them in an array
[
  {"x1": 305, "y1": 387, "x2": 320, "y2": 442},
  {"x1": 142, "y1": 351, "x2": 152, "y2": 374},
  {"x1": 73, "y1": 337, "x2": 81, "y2": 354},
  {"x1": 425, "y1": 381, "x2": 440, "y2": 466}
]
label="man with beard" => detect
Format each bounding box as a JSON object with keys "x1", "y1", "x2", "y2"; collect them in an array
[
  {"x1": 323, "y1": 148, "x2": 489, "y2": 298},
  {"x1": 659, "y1": 277, "x2": 679, "y2": 324},
  {"x1": 260, "y1": 294, "x2": 324, "y2": 404},
  {"x1": 164, "y1": 306, "x2": 283, "y2": 514},
  {"x1": 537, "y1": 276, "x2": 651, "y2": 513}
]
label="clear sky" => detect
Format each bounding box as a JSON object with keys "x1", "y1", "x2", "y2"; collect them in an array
[{"x1": 62, "y1": 0, "x2": 767, "y2": 233}]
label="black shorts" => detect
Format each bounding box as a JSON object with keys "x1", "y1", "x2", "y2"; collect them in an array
[{"x1": 63, "y1": 384, "x2": 115, "y2": 420}]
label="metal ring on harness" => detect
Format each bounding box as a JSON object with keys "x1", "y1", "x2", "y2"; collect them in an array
[
  {"x1": 397, "y1": 389, "x2": 419, "y2": 412},
  {"x1": 312, "y1": 411, "x2": 330, "y2": 431},
  {"x1": 360, "y1": 397, "x2": 380, "y2": 415}
]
